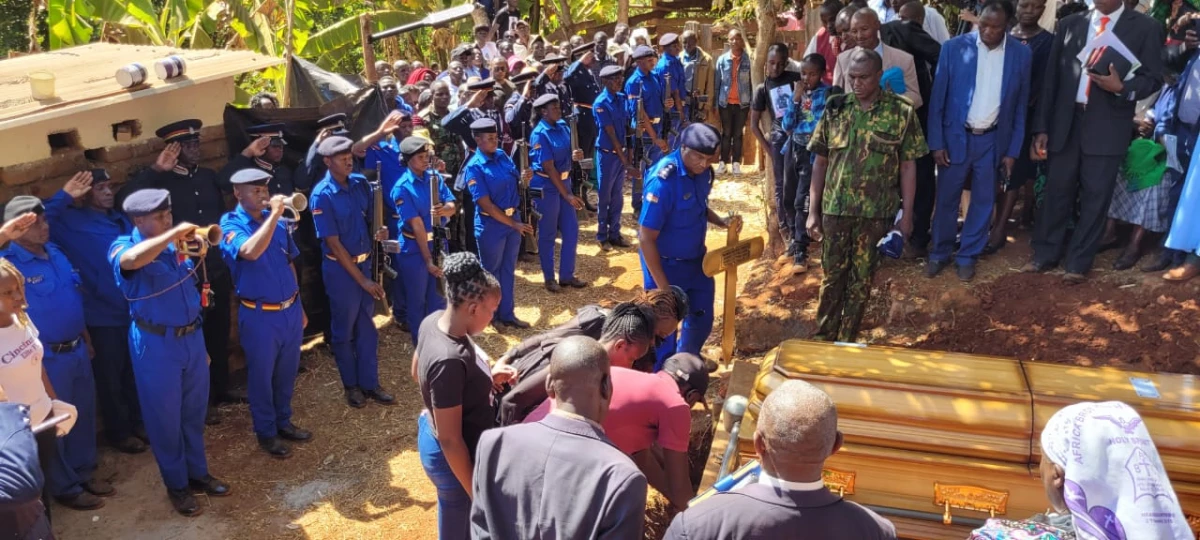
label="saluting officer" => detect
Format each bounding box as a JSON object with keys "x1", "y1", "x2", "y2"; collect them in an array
[
  {"x1": 533, "y1": 54, "x2": 572, "y2": 124},
  {"x1": 530, "y1": 94, "x2": 588, "y2": 293},
  {"x1": 219, "y1": 169, "x2": 311, "y2": 460},
  {"x1": 626, "y1": 45, "x2": 670, "y2": 215},
  {"x1": 0, "y1": 197, "x2": 112, "y2": 510},
  {"x1": 129, "y1": 119, "x2": 237, "y2": 425},
  {"x1": 392, "y1": 137, "x2": 457, "y2": 344},
  {"x1": 462, "y1": 118, "x2": 534, "y2": 328},
  {"x1": 296, "y1": 114, "x2": 350, "y2": 194},
  {"x1": 309, "y1": 136, "x2": 396, "y2": 409},
  {"x1": 221, "y1": 124, "x2": 295, "y2": 195},
  {"x1": 594, "y1": 65, "x2": 633, "y2": 251},
  {"x1": 109, "y1": 189, "x2": 229, "y2": 516},
  {"x1": 504, "y1": 68, "x2": 540, "y2": 148},
  {"x1": 654, "y1": 33, "x2": 687, "y2": 149},
  {"x1": 639, "y1": 123, "x2": 738, "y2": 367},
  {"x1": 44, "y1": 170, "x2": 145, "y2": 455},
  {"x1": 565, "y1": 42, "x2": 602, "y2": 163}
]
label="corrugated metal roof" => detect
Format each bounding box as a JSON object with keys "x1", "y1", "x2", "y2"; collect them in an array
[{"x1": 0, "y1": 43, "x2": 281, "y2": 130}]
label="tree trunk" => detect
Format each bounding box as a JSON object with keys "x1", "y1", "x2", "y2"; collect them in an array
[
  {"x1": 752, "y1": 0, "x2": 782, "y2": 256},
  {"x1": 556, "y1": 0, "x2": 576, "y2": 38},
  {"x1": 27, "y1": 0, "x2": 43, "y2": 52},
  {"x1": 618, "y1": 0, "x2": 629, "y2": 25}
]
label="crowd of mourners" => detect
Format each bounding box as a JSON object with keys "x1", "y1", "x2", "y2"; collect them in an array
[{"x1": 2, "y1": 0, "x2": 1200, "y2": 538}]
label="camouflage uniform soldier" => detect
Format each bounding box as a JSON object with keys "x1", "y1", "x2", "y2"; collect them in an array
[{"x1": 806, "y1": 48, "x2": 927, "y2": 342}]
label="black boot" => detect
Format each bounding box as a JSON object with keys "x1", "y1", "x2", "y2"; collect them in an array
[{"x1": 257, "y1": 436, "x2": 292, "y2": 459}]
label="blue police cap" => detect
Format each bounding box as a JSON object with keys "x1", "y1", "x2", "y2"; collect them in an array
[
  {"x1": 122, "y1": 188, "x2": 171, "y2": 217},
  {"x1": 399, "y1": 136, "x2": 432, "y2": 157},
  {"x1": 533, "y1": 93, "x2": 560, "y2": 109},
  {"x1": 247, "y1": 123, "x2": 287, "y2": 145},
  {"x1": 470, "y1": 118, "x2": 498, "y2": 134},
  {"x1": 3, "y1": 196, "x2": 44, "y2": 223},
  {"x1": 317, "y1": 136, "x2": 354, "y2": 157},
  {"x1": 680, "y1": 123, "x2": 721, "y2": 154},
  {"x1": 230, "y1": 168, "x2": 272, "y2": 186},
  {"x1": 317, "y1": 113, "x2": 347, "y2": 131},
  {"x1": 599, "y1": 65, "x2": 624, "y2": 79},
  {"x1": 155, "y1": 119, "x2": 202, "y2": 143},
  {"x1": 632, "y1": 45, "x2": 656, "y2": 60},
  {"x1": 659, "y1": 33, "x2": 679, "y2": 47}
]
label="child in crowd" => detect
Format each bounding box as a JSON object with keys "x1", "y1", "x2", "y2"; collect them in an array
[{"x1": 780, "y1": 54, "x2": 830, "y2": 271}]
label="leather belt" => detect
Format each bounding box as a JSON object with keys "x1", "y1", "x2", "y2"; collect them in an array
[
  {"x1": 965, "y1": 123, "x2": 998, "y2": 135},
  {"x1": 535, "y1": 171, "x2": 571, "y2": 180},
  {"x1": 480, "y1": 208, "x2": 516, "y2": 217},
  {"x1": 575, "y1": 103, "x2": 593, "y2": 109},
  {"x1": 135, "y1": 318, "x2": 203, "y2": 338},
  {"x1": 48, "y1": 336, "x2": 82, "y2": 354},
  {"x1": 239, "y1": 291, "x2": 299, "y2": 312},
  {"x1": 325, "y1": 253, "x2": 369, "y2": 263},
  {"x1": 402, "y1": 231, "x2": 435, "y2": 241}
]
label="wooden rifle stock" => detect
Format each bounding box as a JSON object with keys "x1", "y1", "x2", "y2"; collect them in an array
[{"x1": 367, "y1": 163, "x2": 397, "y2": 286}]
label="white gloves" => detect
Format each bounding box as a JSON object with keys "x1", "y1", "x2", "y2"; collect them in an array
[{"x1": 49, "y1": 400, "x2": 77, "y2": 437}]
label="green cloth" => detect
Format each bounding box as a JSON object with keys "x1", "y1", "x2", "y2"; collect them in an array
[{"x1": 1122, "y1": 138, "x2": 1167, "y2": 192}]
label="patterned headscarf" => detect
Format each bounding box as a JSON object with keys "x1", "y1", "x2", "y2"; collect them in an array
[{"x1": 1040, "y1": 401, "x2": 1192, "y2": 540}]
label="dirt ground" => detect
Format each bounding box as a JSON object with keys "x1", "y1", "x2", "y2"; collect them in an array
[{"x1": 51, "y1": 167, "x2": 769, "y2": 540}]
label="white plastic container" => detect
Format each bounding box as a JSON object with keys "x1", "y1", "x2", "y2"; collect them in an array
[
  {"x1": 115, "y1": 63, "x2": 148, "y2": 88},
  {"x1": 154, "y1": 56, "x2": 187, "y2": 80},
  {"x1": 29, "y1": 71, "x2": 55, "y2": 100}
]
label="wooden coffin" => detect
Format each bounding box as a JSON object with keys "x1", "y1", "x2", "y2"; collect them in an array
[{"x1": 736, "y1": 340, "x2": 1200, "y2": 540}]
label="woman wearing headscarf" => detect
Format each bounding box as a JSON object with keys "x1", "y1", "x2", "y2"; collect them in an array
[
  {"x1": 406, "y1": 67, "x2": 435, "y2": 86},
  {"x1": 969, "y1": 401, "x2": 1193, "y2": 540}
]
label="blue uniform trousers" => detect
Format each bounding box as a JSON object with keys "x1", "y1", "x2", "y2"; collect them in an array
[
  {"x1": 238, "y1": 303, "x2": 302, "y2": 439},
  {"x1": 641, "y1": 255, "x2": 715, "y2": 368},
  {"x1": 129, "y1": 326, "x2": 209, "y2": 490},
  {"x1": 631, "y1": 135, "x2": 665, "y2": 216},
  {"x1": 388, "y1": 255, "x2": 407, "y2": 324},
  {"x1": 476, "y1": 220, "x2": 521, "y2": 323},
  {"x1": 596, "y1": 149, "x2": 627, "y2": 242},
  {"x1": 399, "y1": 251, "x2": 447, "y2": 344},
  {"x1": 322, "y1": 259, "x2": 380, "y2": 391},
  {"x1": 534, "y1": 187, "x2": 579, "y2": 283},
  {"x1": 88, "y1": 324, "x2": 141, "y2": 444},
  {"x1": 932, "y1": 131, "x2": 997, "y2": 266},
  {"x1": 42, "y1": 345, "x2": 96, "y2": 497}
]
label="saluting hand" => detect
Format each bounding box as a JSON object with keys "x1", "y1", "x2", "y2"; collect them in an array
[
  {"x1": 242, "y1": 137, "x2": 272, "y2": 158},
  {"x1": 0, "y1": 212, "x2": 37, "y2": 243},
  {"x1": 63, "y1": 171, "x2": 94, "y2": 199},
  {"x1": 153, "y1": 142, "x2": 181, "y2": 172},
  {"x1": 381, "y1": 110, "x2": 405, "y2": 135}
]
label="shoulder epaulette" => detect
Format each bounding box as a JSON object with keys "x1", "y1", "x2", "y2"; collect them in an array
[{"x1": 658, "y1": 162, "x2": 677, "y2": 180}]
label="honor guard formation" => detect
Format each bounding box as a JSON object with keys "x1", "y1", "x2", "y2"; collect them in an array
[{"x1": 4, "y1": 0, "x2": 1200, "y2": 538}]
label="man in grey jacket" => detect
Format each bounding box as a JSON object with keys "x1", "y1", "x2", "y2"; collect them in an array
[
  {"x1": 664, "y1": 380, "x2": 896, "y2": 539},
  {"x1": 470, "y1": 336, "x2": 647, "y2": 539}
]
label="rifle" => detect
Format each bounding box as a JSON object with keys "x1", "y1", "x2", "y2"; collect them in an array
[
  {"x1": 631, "y1": 86, "x2": 651, "y2": 214},
  {"x1": 430, "y1": 169, "x2": 449, "y2": 268},
  {"x1": 688, "y1": 93, "x2": 710, "y2": 123},
  {"x1": 662, "y1": 73, "x2": 678, "y2": 143},
  {"x1": 366, "y1": 163, "x2": 399, "y2": 286},
  {"x1": 516, "y1": 139, "x2": 542, "y2": 251},
  {"x1": 567, "y1": 113, "x2": 591, "y2": 219}
]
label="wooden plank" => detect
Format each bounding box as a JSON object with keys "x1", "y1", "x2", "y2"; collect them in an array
[{"x1": 698, "y1": 360, "x2": 760, "y2": 492}]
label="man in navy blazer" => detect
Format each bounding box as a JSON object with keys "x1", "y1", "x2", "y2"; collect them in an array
[{"x1": 926, "y1": 0, "x2": 1030, "y2": 281}]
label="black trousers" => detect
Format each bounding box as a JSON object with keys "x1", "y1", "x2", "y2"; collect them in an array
[
  {"x1": 910, "y1": 109, "x2": 936, "y2": 249},
  {"x1": 1032, "y1": 109, "x2": 1123, "y2": 274},
  {"x1": 35, "y1": 428, "x2": 55, "y2": 524},
  {"x1": 784, "y1": 141, "x2": 815, "y2": 258},
  {"x1": 718, "y1": 105, "x2": 748, "y2": 164},
  {"x1": 88, "y1": 324, "x2": 141, "y2": 444},
  {"x1": 202, "y1": 269, "x2": 233, "y2": 404}
]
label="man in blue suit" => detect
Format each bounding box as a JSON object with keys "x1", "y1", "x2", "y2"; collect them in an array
[{"x1": 926, "y1": 0, "x2": 1030, "y2": 281}]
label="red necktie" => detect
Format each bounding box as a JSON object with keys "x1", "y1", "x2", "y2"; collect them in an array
[{"x1": 1086, "y1": 16, "x2": 1111, "y2": 99}]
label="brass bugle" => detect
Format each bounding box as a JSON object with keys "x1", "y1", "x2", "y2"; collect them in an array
[
  {"x1": 175, "y1": 224, "x2": 222, "y2": 258},
  {"x1": 282, "y1": 193, "x2": 307, "y2": 220}
]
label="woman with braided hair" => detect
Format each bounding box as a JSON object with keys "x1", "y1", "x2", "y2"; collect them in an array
[{"x1": 412, "y1": 251, "x2": 515, "y2": 540}]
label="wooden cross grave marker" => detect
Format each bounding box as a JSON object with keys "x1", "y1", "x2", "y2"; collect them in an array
[{"x1": 702, "y1": 220, "x2": 764, "y2": 366}]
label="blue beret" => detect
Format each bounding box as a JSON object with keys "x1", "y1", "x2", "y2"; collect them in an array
[
  {"x1": 247, "y1": 123, "x2": 287, "y2": 145},
  {"x1": 632, "y1": 45, "x2": 656, "y2": 60},
  {"x1": 3, "y1": 196, "x2": 44, "y2": 223},
  {"x1": 317, "y1": 113, "x2": 348, "y2": 131},
  {"x1": 122, "y1": 188, "x2": 171, "y2": 217},
  {"x1": 599, "y1": 65, "x2": 624, "y2": 79},
  {"x1": 541, "y1": 54, "x2": 567, "y2": 65},
  {"x1": 470, "y1": 118, "x2": 498, "y2": 134},
  {"x1": 400, "y1": 136, "x2": 432, "y2": 156},
  {"x1": 230, "y1": 168, "x2": 272, "y2": 186},
  {"x1": 659, "y1": 33, "x2": 679, "y2": 47},
  {"x1": 680, "y1": 123, "x2": 721, "y2": 154},
  {"x1": 317, "y1": 136, "x2": 353, "y2": 157},
  {"x1": 533, "y1": 93, "x2": 560, "y2": 108},
  {"x1": 155, "y1": 119, "x2": 202, "y2": 143}
]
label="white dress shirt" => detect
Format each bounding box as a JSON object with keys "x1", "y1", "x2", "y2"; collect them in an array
[
  {"x1": 1076, "y1": 5, "x2": 1125, "y2": 104},
  {"x1": 758, "y1": 470, "x2": 828, "y2": 492},
  {"x1": 924, "y1": 6, "x2": 952, "y2": 44},
  {"x1": 967, "y1": 34, "x2": 1006, "y2": 129}
]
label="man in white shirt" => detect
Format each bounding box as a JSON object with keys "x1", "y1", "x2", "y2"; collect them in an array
[{"x1": 870, "y1": 0, "x2": 951, "y2": 42}]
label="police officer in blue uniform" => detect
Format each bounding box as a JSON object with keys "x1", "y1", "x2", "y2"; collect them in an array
[
  {"x1": 361, "y1": 110, "x2": 413, "y2": 332},
  {"x1": 221, "y1": 124, "x2": 295, "y2": 195},
  {"x1": 626, "y1": 45, "x2": 670, "y2": 215},
  {"x1": 43, "y1": 170, "x2": 146, "y2": 455},
  {"x1": 565, "y1": 43, "x2": 603, "y2": 213},
  {"x1": 504, "y1": 68, "x2": 539, "y2": 149},
  {"x1": 653, "y1": 33, "x2": 687, "y2": 149},
  {"x1": 309, "y1": 136, "x2": 397, "y2": 409},
  {"x1": 219, "y1": 169, "x2": 312, "y2": 459},
  {"x1": 462, "y1": 118, "x2": 534, "y2": 328},
  {"x1": 533, "y1": 54, "x2": 572, "y2": 125},
  {"x1": 0, "y1": 197, "x2": 112, "y2": 511},
  {"x1": 0, "y1": 402, "x2": 50, "y2": 538},
  {"x1": 530, "y1": 94, "x2": 588, "y2": 292},
  {"x1": 443, "y1": 78, "x2": 506, "y2": 256},
  {"x1": 593, "y1": 65, "x2": 633, "y2": 251},
  {"x1": 392, "y1": 137, "x2": 457, "y2": 344},
  {"x1": 639, "y1": 123, "x2": 739, "y2": 367},
  {"x1": 109, "y1": 189, "x2": 230, "y2": 516}
]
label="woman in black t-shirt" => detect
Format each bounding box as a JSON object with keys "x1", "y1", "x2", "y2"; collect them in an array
[{"x1": 412, "y1": 252, "x2": 513, "y2": 540}]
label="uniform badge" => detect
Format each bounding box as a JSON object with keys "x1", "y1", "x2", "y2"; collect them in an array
[
  {"x1": 396, "y1": 197, "x2": 404, "y2": 206},
  {"x1": 596, "y1": 107, "x2": 605, "y2": 112},
  {"x1": 224, "y1": 231, "x2": 236, "y2": 244},
  {"x1": 684, "y1": 192, "x2": 692, "y2": 200},
  {"x1": 25, "y1": 275, "x2": 43, "y2": 285},
  {"x1": 468, "y1": 179, "x2": 477, "y2": 186},
  {"x1": 658, "y1": 164, "x2": 675, "y2": 179},
  {"x1": 312, "y1": 208, "x2": 323, "y2": 215},
  {"x1": 532, "y1": 144, "x2": 541, "y2": 150},
  {"x1": 647, "y1": 193, "x2": 659, "y2": 203}
]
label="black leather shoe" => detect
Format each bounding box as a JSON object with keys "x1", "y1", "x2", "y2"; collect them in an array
[
  {"x1": 560, "y1": 277, "x2": 588, "y2": 288},
  {"x1": 278, "y1": 424, "x2": 313, "y2": 442},
  {"x1": 364, "y1": 387, "x2": 396, "y2": 406},
  {"x1": 957, "y1": 263, "x2": 976, "y2": 282},
  {"x1": 609, "y1": 235, "x2": 632, "y2": 248},
  {"x1": 1141, "y1": 256, "x2": 1173, "y2": 273},
  {"x1": 168, "y1": 488, "x2": 202, "y2": 517},
  {"x1": 1021, "y1": 260, "x2": 1054, "y2": 273},
  {"x1": 1112, "y1": 252, "x2": 1141, "y2": 271},
  {"x1": 189, "y1": 475, "x2": 231, "y2": 497},
  {"x1": 345, "y1": 387, "x2": 366, "y2": 409},
  {"x1": 113, "y1": 435, "x2": 147, "y2": 454},
  {"x1": 84, "y1": 478, "x2": 116, "y2": 497},
  {"x1": 205, "y1": 405, "x2": 221, "y2": 426},
  {"x1": 503, "y1": 318, "x2": 532, "y2": 329},
  {"x1": 257, "y1": 436, "x2": 292, "y2": 459},
  {"x1": 545, "y1": 281, "x2": 561, "y2": 293},
  {"x1": 925, "y1": 259, "x2": 950, "y2": 278},
  {"x1": 56, "y1": 491, "x2": 105, "y2": 510},
  {"x1": 599, "y1": 241, "x2": 613, "y2": 252}
]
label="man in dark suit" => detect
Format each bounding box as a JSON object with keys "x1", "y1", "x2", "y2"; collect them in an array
[
  {"x1": 664, "y1": 380, "x2": 896, "y2": 539},
  {"x1": 1027, "y1": 0, "x2": 1164, "y2": 283},
  {"x1": 470, "y1": 336, "x2": 647, "y2": 540},
  {"x1": 927, "y1": 1, "x2": 1031, "y2": 281}
]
